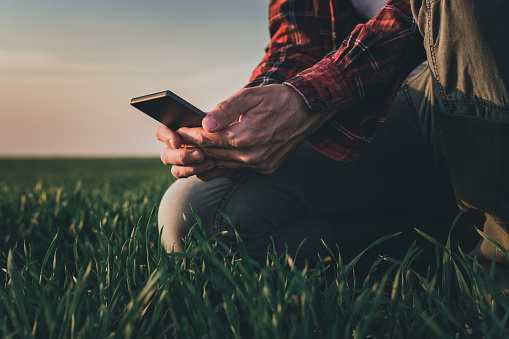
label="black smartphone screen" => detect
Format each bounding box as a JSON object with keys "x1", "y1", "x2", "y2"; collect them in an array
[{"x1": 130, "y1": 91, "x2": 206, "y2": 129}]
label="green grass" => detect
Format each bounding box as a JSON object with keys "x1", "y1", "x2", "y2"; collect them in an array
[{"x1": 1, "y1": 158, "x2": 508, "y2": 338}]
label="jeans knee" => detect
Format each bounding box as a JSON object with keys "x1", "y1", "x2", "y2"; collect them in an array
[
  {"x1": 158, "y1": 177, "x2": 203, "y2": 252},
  {"x1": 157, "y1": 176, "x2": 229, "y2": 251}
]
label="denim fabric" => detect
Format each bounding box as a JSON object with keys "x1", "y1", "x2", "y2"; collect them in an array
[{"x1": 158, "y1": 75, "x2": 467, "y2": 265}]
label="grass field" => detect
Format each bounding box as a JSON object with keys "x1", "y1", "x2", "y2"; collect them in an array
[{"x1": 1, "y1": 158, "x2": 508, "y2": 338}]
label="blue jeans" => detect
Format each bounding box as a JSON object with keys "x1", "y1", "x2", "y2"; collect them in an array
[{"x1": 158, "y1": 67, "x2": 467, "y2": 265}]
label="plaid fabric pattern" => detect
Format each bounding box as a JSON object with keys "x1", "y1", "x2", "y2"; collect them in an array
[{"x1": 248, "y1": 0, "x2": 426, "y2": 161}]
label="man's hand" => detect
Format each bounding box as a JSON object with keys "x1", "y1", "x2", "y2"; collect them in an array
[
  {"x1": 158, "y1": 84, "x2": 335, "y2": 181},
  {"x1": 156, "y1": 124, "x2": 232, "y2": 181}
]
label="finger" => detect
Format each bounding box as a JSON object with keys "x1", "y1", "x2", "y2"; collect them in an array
[
  {"x1": 196, "y1": 168, "x2": 233, "y2": 182},
  {"x1": 211, "y1": 146, "x2": 296, "y2": 174},
  {"x1": 202, "y1": 88, "x2": 263, "y2": 132},
  {"x1": 213, "y1": 159, "x2": 247, "y2": 169},
  {"x1": 201, "y1": 147, "x2": 254, "y2": 164},
  {"x1": 213, "y1": 159, "x2": 277, "y2": 174},
  {"x1": 201, "y1": 142, "x2": 276, "y2": 165},
  {"x1": 171, "y1": 161, "x2": 216, "y2": 179},
  {"x1": 156, "y1": 124, "x2": 181, "y2": 148},
  {"x1": 160, "y1": 146, "x2": 207, "y2": 166},
  {"x1": 177, "y1": 125, "x2": 241, "y2": 149},
  {"x1": 197, "y1": 152, "x2": 271, "y2": 172}
]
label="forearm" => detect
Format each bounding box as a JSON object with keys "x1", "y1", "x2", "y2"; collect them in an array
[
  {"x1": 247, "y1": 0, "x2": 362, "y2": 87},
  {"x1": 279, "y1": 0, "x2": 426, "y2": 161},
  {"x1": 285, "y1": 0, "x2": 426, "y2": 113}
]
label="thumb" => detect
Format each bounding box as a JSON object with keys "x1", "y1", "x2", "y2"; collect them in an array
[{"x1": 203, "y1": 89, "x2": 259, "y2": 132}]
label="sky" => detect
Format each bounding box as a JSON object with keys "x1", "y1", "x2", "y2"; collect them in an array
[{"x1": 0, "y1": 1, "x2": 269, "y2": 157}]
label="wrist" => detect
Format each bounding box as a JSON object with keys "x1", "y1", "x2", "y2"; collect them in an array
[{"x1": 283, "y1": 82, "x2": 313, "y2": 112}]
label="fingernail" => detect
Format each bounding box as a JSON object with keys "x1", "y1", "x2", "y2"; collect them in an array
[
  {"x1": 203, "y1": 115, "x2": 218, "y2": 131},
  {"x1": 167, "y1": 138, "x2": 173, "y2": 147},
  {"x1": 191, "y1": 150, "x2": 204, "y2": 162}
]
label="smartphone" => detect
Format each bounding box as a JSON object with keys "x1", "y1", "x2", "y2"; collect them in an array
[{"x1": 130, "y1": 90, "x2": 206, "y2": 129}]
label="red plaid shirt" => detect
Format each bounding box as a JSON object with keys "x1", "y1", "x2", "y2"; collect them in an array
[{"x1": 247, "y1": 0, "x2": 426, "y2": 161}]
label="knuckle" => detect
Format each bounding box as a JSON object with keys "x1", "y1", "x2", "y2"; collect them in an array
[
  {"x1": 156, "y1": 125, "x2": 167, "y2": 140},
  {"x1": 194, "y1": 134, "x2": 206, "y2": 146},
  {"x1": 177, "y1": 150, "x2": 188, "y2": 164},
  {"x1": 171, "y1": 166, "x2": 183, "y2": 178},
  {"x1": 235, "y1": 136, "x2": 255, "y2": 149},
  {"x1": 217, "y1": 99, "x2": 229, "y2": 112},
  {"x1": 258, "y1": 163, "x2": 276, "y2": 174},
  {"x1": 265, "y1": 165, "x2": 277, "y2": 174},
  {"x1": 235, "y1": 139, "x2": 249, "y2": 149},
  {"x1": 160, "y1": 150, "x2": 169, "y2": 165},
  {"x1": 243, "y1": 158, "x2": 255, "y2": 165},
  {"x1": 253, "y1": 150, "x2": 267, "y2": 164},
  {"x1": 244, "y1": 151, "x2": 264, "y2": 165}
]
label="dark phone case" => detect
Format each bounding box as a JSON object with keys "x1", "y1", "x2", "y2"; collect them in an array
[{"x1": 130, "y1": 91, "x2": 206, "y2": 129}]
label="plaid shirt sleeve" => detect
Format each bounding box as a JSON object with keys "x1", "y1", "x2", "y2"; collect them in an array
[
  {"x1": 248, "y1": 0, "x2": 426, "y2": 161},
  {"x1": 247, "y1": 0, "x2": 363, "y2": 86}
]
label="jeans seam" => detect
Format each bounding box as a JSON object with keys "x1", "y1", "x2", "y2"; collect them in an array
[
  {"x1": 447, "y1": 99, "x2": 509, "y2": 112},
  {"x1": 426, "y1": 0, "x2": 451, "y2": 114},
  {"x1": 212, "y1": 171, "x2": 252, "y2": 236},
  {"x1": 402, "y1": 83, "x2": 427, "y2": 153}
]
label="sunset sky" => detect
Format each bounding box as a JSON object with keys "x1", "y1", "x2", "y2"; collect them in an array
[{"x1": 0, "y1": 1, "x2": 269, "y2": 157}]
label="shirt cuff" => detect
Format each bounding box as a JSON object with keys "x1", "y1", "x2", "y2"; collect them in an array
[{"x1": 283, "y1": 63, "x2": 353, "y2": 113}]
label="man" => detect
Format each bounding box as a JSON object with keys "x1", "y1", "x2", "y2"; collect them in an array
[{"x1": 156, "y1": 0, "x2": 509, "y2": 270}]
